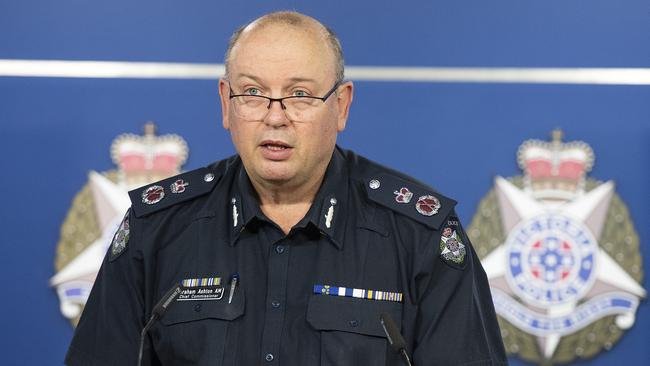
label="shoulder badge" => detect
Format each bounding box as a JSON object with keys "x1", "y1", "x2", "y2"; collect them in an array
[
  {"x1": 364, "y1": 173, "x2": 457, "y2": 230},
  {"x1": 109, "y1": 210, "x2": 130, "y2": 261},
  {"x1": 439, "y1": 216, "x2": 467, "y2": 269},
  {"x1": 128, "y1": 167, "x2": 221, "y2": 218}
]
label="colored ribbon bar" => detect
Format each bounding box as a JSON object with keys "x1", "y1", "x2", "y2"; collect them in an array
[
  {"x1": 181, "y1": 277, "x2": 222, "y2": 287},
  {"x1": 314, "y1": 284, "x2": 403, "y2": 303}
]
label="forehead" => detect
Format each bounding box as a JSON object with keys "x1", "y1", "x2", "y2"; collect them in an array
[{"x1": 228, "y1": 24, "x2": 336, "y2": 85}]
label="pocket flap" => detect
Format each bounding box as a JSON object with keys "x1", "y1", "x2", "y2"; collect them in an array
[
  {"x1": 306, "y1": 294, "x2": 402, "y2": 337},
  {"x1": 160, "y1": 289, "x2": 245, "y2": 325}
]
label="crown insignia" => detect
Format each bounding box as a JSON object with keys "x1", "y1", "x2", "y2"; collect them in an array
[
  {"x1": 517, "y1": 129, "x2": 594, "y2": 201},
  {"x1": 110, "y1": 122, "x2": 188, "y2": 189}
]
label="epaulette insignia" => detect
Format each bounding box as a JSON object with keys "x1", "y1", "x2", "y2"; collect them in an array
[
  {"x1": 109, "y1": 210, "x2": 130, "y2": 261},
  {"x1": 128, "y1": 167, "x2": 220, "y2": 218},
  {"x1": 364, "y1": 173, "x2": 456, "y2": 230},
  {"x1": 439, "y1": 216, "x2": 467, "y2": 269}
]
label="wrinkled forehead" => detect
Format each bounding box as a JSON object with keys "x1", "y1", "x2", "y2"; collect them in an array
[{"x1": 228, "y1": 23, "x2": 337, "y2": 86}]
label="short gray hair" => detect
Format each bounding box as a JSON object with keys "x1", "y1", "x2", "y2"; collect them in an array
[{"x1": 224, "y1": 11, "x2": 345, "y2": 84}]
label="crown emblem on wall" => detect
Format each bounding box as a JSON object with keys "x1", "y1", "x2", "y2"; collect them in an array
[
  {"x1": 516, "y1": 129, "x2": 594, "y2": 201},
  {"x1": 53, "y1": 122, "x2": 191, "y2": 326},
  {"x1": 110, "y1": 122, "x2": 188, "y2": 189},
  {"x1": 471, "y1": 130, "x2": 644, "y2": 365}
]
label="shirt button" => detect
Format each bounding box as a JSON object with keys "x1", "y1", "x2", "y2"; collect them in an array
[
  {"x1": 275, "y1": 245, "x2": 285, "y2": 254},
  {"x1": 271, "y1": 300, "x2": 281, "y2": 308},
  {"x1": 193, "y1": 304, "x2": 202, "y2": 312},
  {"x1": 265, "y1": 353, "x2": 274, "y2": 362},
  {"x1": 349, "y1": 319, "x2": 359, "y2": 327}
]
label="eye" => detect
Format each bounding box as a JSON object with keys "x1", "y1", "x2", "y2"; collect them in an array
[
  {"x1": 293, "y1": 90, "x2": 309, "y2": 97},
  {"x1": 244, "y1": 87, "x2": 260, "y2": 96}
]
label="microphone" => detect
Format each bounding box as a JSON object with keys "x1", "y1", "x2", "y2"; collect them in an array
[
  {"x1": 380, "y1": 313, "x2": 413, "y2": 366},
  {"x1": 138, "y1": 284, "x2": 182, "y2": 366}
]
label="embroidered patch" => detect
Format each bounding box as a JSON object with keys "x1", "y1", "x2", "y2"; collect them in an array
[
  {"x1": 441, "y1": 232, "x2": 466, "y2": 263},
  {"x1": 109, "y1": 211, "x2": 130, "y2": 261},
  {"x1": 440, "y1": 219, "x2": 467, "y2": 266},
  {"x1": 313, "y1": 284, "x2": 403, "y2": 303},
  {"x1": 178, "y1": 277, "x2": 224, "y2": 301}
]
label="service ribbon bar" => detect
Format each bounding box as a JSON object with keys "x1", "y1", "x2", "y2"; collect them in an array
[
  {"x1": 182, "y1": 277, "x2": 222, "y2": 287},
  {"x1": 314, "y1": 284, "x2": 403, "y2": 303}
]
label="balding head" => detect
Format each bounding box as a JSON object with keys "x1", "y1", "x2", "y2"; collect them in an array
[
  {"x1": 217, "y1": 11, "x2": 354, "y2": 196},
  {"x1": 224, "y1": 11, "x2": 344, "y2": 83}
]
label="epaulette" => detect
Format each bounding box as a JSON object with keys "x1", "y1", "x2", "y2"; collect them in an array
[
  {"x1": 364, "y1": 172, "x2": 457, "y2": 230},
  {"x1": 128, "y1": 167, "x2": 221, "y2": 218}
]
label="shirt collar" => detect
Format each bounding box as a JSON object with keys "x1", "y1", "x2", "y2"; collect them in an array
[
  {"x1": 228, "y1": 164, "x2": 263, "y2": 246},
  {"x1": 228, "y1": 146, "x2": 349, "y2": 249}
]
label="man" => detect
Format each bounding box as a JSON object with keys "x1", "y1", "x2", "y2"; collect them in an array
[{"x1": 65, "y1": 11, "x2": 507, "y2": 366}]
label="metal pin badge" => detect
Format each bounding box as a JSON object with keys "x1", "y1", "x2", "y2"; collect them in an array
[
  {"x1": 232, "y1": 197, "x2": 239, "y2": 227},
  {"x1": 394, "y1": 187, "x2": 413, "y2": 204},
  {"x1": 325, "y1": 198, "x2": 337, "y2": 228},
  {"x1": 141, "y1": 185, "x2": 165, "y2": 205},
  {"x1": 170, "y1": 179, "x2": 189, "y2": 194}
]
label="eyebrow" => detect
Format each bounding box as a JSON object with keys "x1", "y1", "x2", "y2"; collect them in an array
[
  {"x1": 233, "y1": 74, "x2": 318, "y2": 85},
  {"x1": 235, "y1": 73, "x2": 263, "y2": 83},
  {"x1": 286, "y1": 77, "x2": 318, "y2": 84}
]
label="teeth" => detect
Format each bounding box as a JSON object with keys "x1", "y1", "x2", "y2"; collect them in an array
[{"x1": 265, "y1": 144, "x2": 287, "y2": 151}]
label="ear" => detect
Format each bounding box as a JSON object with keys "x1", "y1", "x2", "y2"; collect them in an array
[
  {"x1": 218, "y1": 79, "x2": 231, "y2": 130},
  {"x1": 335, "y1": 81, "x2": 353, "y2": 132}
]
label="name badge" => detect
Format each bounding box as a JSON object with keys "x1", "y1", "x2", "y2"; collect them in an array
[{"x1": 178, "y1": 277, "x2": 224, "y2": 301}]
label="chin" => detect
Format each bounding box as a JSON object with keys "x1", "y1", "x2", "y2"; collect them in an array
[{"x1": 257, "y1": 165, "x2": 296, "y2": 183}]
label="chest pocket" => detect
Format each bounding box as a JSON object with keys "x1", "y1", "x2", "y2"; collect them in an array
[
  {"x1": 306, "y1": 294, "x2": 403, "y2": 366},
  {"x1": 153, "y1": 289, "x2": 245, "y2": 366}
]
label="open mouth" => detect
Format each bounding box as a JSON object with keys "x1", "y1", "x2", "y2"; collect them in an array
[
  {"x1": 260, "y1": 141, "x2": 292, "y2": 150},
  {"x1": 259, "y1": 140, "x2": 294, "y2": 160}
]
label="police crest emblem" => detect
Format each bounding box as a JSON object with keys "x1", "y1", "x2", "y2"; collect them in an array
[
  {"x1": 109, "y1": 211, "x2": 130, "y2": 259},
  {"x1": 50, "y1": 123, "x2": 188, "y2": 325},
  {"x1": 440, "y1": 219, "x2": 466, "y2": 266},
  {"x1": 468, "y1": 130, "x2": 646, "y2": 365}
]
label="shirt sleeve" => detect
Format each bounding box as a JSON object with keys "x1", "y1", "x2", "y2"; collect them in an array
[
  {"x1": 412, "y1": 211, "x2": 508, "y2": 365},
  {"x1": 64, "y1": 208, "x2": 154, "y2": 366}
]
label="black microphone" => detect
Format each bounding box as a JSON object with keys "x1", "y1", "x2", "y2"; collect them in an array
[
  {"x1": 138, "y1": 284, "x2": 182, "y2": 366},
  {"x1": 380, "y1": 313, "x2": 413, "y2": 366}
]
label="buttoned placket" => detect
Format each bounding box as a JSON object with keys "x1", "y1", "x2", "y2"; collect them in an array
[
  {"x1": 227, "y1": 149, "x2": 350, "y2": 365},
  {"x1": 259, "y1": 228, "x2": 291, "y2": 365}
]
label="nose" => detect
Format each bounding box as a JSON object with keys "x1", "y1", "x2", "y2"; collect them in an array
[{"x1": 264, "y1": 99, "x2": 290, "y2": 126}]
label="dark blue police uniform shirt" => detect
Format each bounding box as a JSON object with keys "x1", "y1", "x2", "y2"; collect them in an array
[{"x1": 65, "y1": 146, "x2": 508, "y2": 366}]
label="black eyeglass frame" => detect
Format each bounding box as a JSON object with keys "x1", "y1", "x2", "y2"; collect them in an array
[{"x1": 228, "y1": 81, "x2": 342, "y2": 111}]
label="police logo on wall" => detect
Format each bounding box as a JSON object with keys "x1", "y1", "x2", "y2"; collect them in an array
[
  {"x1": 468, "y1": 130, "x2": 645, "y2": 365},
  {"x1": 50, "y1": 122, "x2": 188, "y2": 326}
]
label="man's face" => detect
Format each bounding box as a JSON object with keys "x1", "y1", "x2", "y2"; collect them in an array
[{"x1": 219, "y1": 23, "x2": 353, "y2": 189}]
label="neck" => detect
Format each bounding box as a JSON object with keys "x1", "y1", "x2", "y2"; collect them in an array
[{"x1": 249, "y1": 167, "x2": 327, "y2": 234}]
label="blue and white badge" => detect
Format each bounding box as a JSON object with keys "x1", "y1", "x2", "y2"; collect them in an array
[
  {"x1": 505, "y1": 214, "x2": 598, "y2": 307},
  {"x1": 314, "y1": 284, "x2": 403, "y2": 303}
]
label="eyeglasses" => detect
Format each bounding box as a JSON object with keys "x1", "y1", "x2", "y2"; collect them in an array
[{"x1": 228, "y1": 81, "x2": 340, "y2": 121}]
